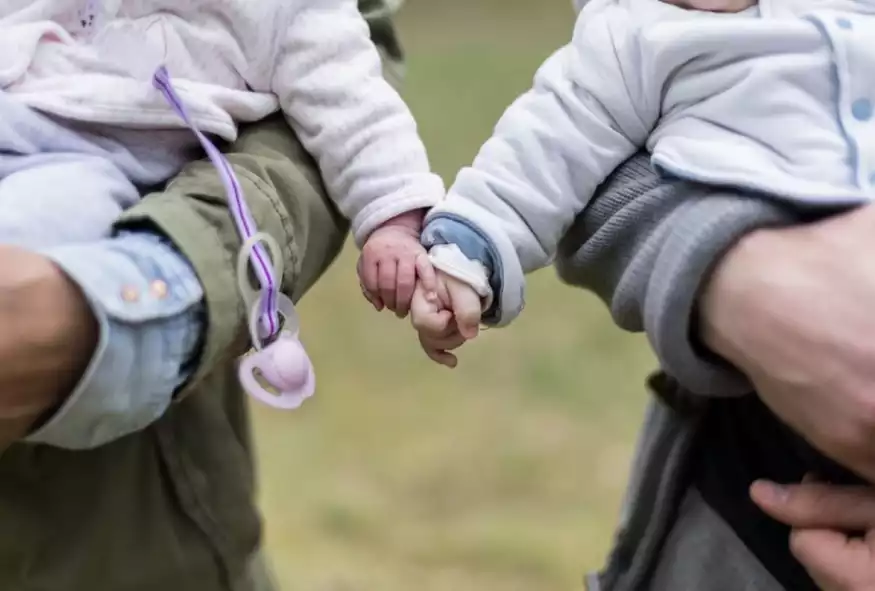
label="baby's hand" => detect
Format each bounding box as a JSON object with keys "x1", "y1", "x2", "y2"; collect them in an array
[
  {"x1": 358, "y1": 210, "x2": 426, "y2": 318},
  {"x1": 410, "y1": 256, "x2": 482, "y2": 368}
]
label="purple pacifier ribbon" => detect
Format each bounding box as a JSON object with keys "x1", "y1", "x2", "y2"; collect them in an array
[
  {"x1": 153, "y1": 66, "x2": 315, "y2": 409},
  {"x1": 152, "y1": 66, "x2": 279, "y2": 337}
]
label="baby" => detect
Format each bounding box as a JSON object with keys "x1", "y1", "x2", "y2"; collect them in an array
[
  {"x1": 0, "y1": 0, "x2": 443, "y2": 315},
  {"x1": 412, "y1": 0, "x2": 875, "y2": 364}
]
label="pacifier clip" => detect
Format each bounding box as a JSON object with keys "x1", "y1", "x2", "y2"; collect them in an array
[{"x1": 153, "y1": 66, "x2": 315, "y2": 409}]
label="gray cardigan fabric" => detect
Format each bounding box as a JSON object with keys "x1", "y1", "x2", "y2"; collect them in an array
[
  {"x1": 555, "y1": 152, "x2": 798, "y2": 396},
  {"x1": 555, "y1": 152, "x2": 805, "y2": 590}
]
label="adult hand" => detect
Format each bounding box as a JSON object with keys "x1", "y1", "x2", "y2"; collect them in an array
[
  {"x1": 700, "y1": 204, "x2": 875, "y2": 483},
  {"x1": 751, "y1": 478, "x2": 875, "y2": 590},
  {"x1": 0, "y1": 246, "x2": 98, "y2": 447}
]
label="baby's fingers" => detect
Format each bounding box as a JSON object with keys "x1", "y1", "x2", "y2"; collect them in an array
[
  {"x1": 416, "y1": 253, "x2": 438, "y2": 302},
  {"x1": 357, "y1": 257, "x2": 383, "y2": 311},
  {"x1": 394, "y1": 256, "x2": 417, "y2": 318},
  {"x1": 419, "y1": 326, "x2": 469, "y2": 368},
  {"x1": 377, "y1": 259, "x2": 399, "y2": 312},
  {"x1": 419, "y1": 334, "x2": 458, "y2": 369},
  {"x1": 446, "y1": 277, "x2": 482, "y2": 340},
  {"x1": 411, "y1": 286, "x2": 452, "y2": 334}
]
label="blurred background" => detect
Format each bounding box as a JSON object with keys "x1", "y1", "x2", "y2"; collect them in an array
[{"x1": 254, "y1": 1, "x2": 656, "y2": 589}]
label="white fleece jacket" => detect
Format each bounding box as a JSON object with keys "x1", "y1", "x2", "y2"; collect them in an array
[
  {"x1": 427, "y1": 0, "x2": 875, "y2": 325},
  {"x1": 0, "y1": 0, "x2": 444, "y2": 245}
]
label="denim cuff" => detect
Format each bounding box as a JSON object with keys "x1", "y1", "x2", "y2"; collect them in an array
[{"x1": 25, "y1": 232, "x2": 205, "y2": 449}]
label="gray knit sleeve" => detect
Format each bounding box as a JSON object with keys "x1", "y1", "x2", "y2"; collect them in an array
[{"x1": 555, "y1": 153, "x2": 798, "y2": 396}]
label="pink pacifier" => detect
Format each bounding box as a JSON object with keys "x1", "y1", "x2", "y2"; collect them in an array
[{"x1": 235, "y1": 233, "x2": 316, "y2": 409}]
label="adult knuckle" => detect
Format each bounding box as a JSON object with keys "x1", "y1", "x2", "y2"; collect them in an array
[{"x1": 796, "y1": 488, "x2": 831, "y2": 519}]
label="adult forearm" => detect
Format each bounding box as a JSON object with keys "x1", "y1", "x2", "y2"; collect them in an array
[
  {"x1": 697, "y1": 204, "x2": 875, "y2": 482},
  {"x1": 0, "y1": 1, "x2": 399, "y2": 451},
  {"x1": 698, "y1": 226, "x2": 782, "y2": 371},
  {"x1": 22, "y1": 233, "x2": 203, "y2": 450},
  {"x1": 561, "y1": 153, "x2": 875, "y2": 483},
  {"x1": 0, "y1": 247, "x2": 98, "y2": 450}
]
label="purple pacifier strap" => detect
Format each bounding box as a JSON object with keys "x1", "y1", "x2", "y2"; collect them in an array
[{"x1": 152, "y1": 66, "x2": 280, "y2": 337}]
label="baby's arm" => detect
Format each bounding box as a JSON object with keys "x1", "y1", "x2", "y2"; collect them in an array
[
  {"x1": 271, "y1": 0, "x2": 444, "y2": 246},
  {"x1": 424, "y1": 4, "x2": 660, "y2": 328}
]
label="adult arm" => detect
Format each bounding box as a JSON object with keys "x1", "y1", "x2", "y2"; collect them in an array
[
  {"x1": 0, "y1": 116, "x2": 348, "y2": 451},
  {"x1": 560, "y1": 153, "x2": 875, "y2": 483},
  {"x1": 0, "y1": 0, "x2": 408, "y2": 449},
  {"x1": 20, "y1": 233, "x2": 205, "y2": 448}
]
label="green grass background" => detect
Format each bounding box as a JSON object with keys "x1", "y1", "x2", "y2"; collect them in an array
[{"x1": 253, "y1": 1, "x2": 656, "y2": 588}]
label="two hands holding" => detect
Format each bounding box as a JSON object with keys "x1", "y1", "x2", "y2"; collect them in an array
[
  {"x1": 358, "y1": 209, "x2": 484, "y2": 368},
  {"x1": 0, "y1": 208, "x2": 477, "y2": 453}
]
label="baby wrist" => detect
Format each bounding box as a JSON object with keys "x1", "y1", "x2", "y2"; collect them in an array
[
  {"x1": 380, "y1": 209, "x2": 426, "y2": 233},
  {"x1": 427, "y1": 244, "x2": 494, "y2": 312}
]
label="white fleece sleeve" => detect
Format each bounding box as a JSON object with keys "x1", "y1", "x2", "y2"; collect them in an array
[
  {"x1": 425, "y1": 2, "x2": 659, "y2": 325},
  {"x1": 271, "y1": 0, "x2": 444, "y2": 246}
]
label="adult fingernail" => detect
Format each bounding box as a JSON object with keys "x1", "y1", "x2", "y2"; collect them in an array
[{"x1": 752, "y1": 480, "x2": 789, "y2": 504}]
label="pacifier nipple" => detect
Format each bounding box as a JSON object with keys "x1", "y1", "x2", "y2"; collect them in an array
[{"x1": 260, "y1": 337, "x2": 310, "y2": 391}]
